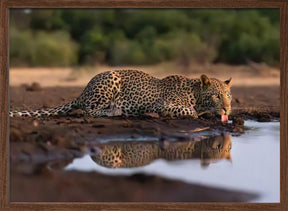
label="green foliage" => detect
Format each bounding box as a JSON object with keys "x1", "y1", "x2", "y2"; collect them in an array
[
  {"x1": 10, "y1": 28, "x2": 78, "y2": 67},
  {"x1": 10, "y1": 28, "x2": 33, "y2": 66},
  {"x1": 217, "y1": 10, "x2": 280, "y2": 65},
  {"x1": 79, "y1": 28, "x2": 108, "y2": 64},
  {"x1": 109, "y1": 40, "x2": 146, "y2": 65},
  {"x1": 173, "y1": 32, "x2": 217, "y2": 65},
  {"x1": 10, "y1": 9, "x2": 280, "y2": 67},
  {"x1": 31, "y1": 31, "x2": 78, "y2": 66},
  {"x1": 30, "y1": 9, "x2": 67, "y2": 31}
]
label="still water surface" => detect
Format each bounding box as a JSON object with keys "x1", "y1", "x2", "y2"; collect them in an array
[{"x1": 65, "y1": 120, "x2": 280, "y2": 202}]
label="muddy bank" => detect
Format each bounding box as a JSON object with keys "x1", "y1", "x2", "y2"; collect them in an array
[
  {"x1": 11, "y1": 168, "x2": 258, "y2": 202},
  {"x1": 9, "y1": 84, "x2": 279, "y2": 202}
]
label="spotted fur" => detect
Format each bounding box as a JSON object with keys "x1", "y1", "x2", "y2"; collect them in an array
[
  {"x1": 9, "y1": 70, "x2": 232, "y2": 118},
  {"x1": 90, "y1": 134, "x2": 232, "y2": 168}
]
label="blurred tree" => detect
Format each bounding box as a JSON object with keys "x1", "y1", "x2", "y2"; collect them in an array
[
  {"x1": 30, "y1": 9, "x2": 67, "y2": 30},
  {"x1": 10, "y1": 28, "x2": 78, "y2": 67},
  {"x1": 9, "y1": 9, "x2": 280, "y2": 67}
]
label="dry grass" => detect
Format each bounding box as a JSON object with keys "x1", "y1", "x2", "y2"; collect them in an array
[{"x1": 9, "y1": 62, "x2": 280, "y2": 87}]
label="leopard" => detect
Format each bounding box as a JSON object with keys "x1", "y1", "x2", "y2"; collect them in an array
[
  {"x1": 90, "y1": 134, "x2": 232, "y2": 168},
  {"x1": 9, "y1": 69, "x2": 232, "y2": 120}
]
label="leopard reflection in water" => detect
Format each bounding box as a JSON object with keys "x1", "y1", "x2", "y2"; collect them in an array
[{"x1": 90, "y1": 134, "x2": 232, "y2": 168}]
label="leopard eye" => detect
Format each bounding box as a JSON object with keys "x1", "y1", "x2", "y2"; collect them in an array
[
  {"x1": 212, "y1": 94, "x2": 221, "y2": 101},
  {"x1": 226, "y1": 93, "x2": 231, "y2": 98}
]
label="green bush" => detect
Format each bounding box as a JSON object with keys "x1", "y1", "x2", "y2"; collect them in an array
[
  {"x1": 79, "y1": 29, "x2": 108, "y2": 64},
  {"x1": 10, "y1": 29, "x2": 78, "y2": 67},
  {"x1": 217, "y1": 10, "x2": 279, "y2": 65},
  {"x1": 31, "y1": 31, "x2": 78, "y2": 66},
  {"x1": 10, "y1": 27, "x2": 33, "y2": 66},
  {"x1": 261, "y1": 28, "x2": 280, "y2": 66},
  {"x1": 173, "y1": 33, "x2": 217, "y2": 65},
  {"x1": 108, "y1": 39, "x2": 146, "y2": 65},
  {"x1": 10, "y1": 9, "x2": 280, "y2": 67},
  {"x1": 149, "y1": 38, "x2": 176, "y2": 63}
]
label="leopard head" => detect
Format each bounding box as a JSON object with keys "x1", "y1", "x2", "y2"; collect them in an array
[
  {"x1": 201, "y1": 134, "x2": 232, "y2": 168},
  {"x1": 195, "y1": 74, "x2": 232, "y2": 118}
]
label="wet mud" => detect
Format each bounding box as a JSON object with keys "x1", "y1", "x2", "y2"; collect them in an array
[{"x1": 9, "y1": 85, "x2": 279, "y2": 202}]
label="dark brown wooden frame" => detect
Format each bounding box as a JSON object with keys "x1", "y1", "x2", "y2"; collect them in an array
[{"x1": 1, "y1": 0, "x2": 287, "y2": 210}]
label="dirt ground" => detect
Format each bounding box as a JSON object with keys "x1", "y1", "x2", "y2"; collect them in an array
[{"x1": 9, "y1": 64, "x2": 280, "y2": 202}]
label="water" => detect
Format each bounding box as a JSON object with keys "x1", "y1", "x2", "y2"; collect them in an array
[{"x1": 65, "y1": 120, "x2": 280, "y2": 203}]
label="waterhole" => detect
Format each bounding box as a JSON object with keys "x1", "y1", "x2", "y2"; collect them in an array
[{"x1": 64, "y1": 120, "x2": 280, "y2": 202}]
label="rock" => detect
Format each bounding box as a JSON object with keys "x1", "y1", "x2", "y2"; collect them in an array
[
  {"x1": 235, "y1": 98, "x2": 241, "y2": 104},
  {"x1": 232, "y1": 126, "x2": 244, "y2": 133},
  {"x1": 26, "y1": 82, "x2": 42, "y2": 91},
  {"x1": 257, "y1": 113, "x2": 271, "y2": 122},
  {"x1": 10, "y1": 127, "x2": 23, "y2": 142},
  {"x1": 33, "y1": 120, "x2": 39, "y2": 127},
  {"x1": 232, "y1": 117, "x2": 244, "y2": 126}
]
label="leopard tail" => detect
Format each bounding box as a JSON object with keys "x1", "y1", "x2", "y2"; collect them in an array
[{"x1": 9, "y1": 98, "x2": 82, "y2": 117}]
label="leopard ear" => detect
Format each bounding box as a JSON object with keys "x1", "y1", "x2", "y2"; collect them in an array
[
  {"x1": 200, "y1": 75, "x2": 211, "y2": 89},
  {"x1": 224, "y1": 77, "x2": 232, "y2": 87}
]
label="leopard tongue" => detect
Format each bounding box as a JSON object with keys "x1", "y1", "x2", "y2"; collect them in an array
[{"x1": 221, "y1": 114, "x2": 229, "y2": 123}]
